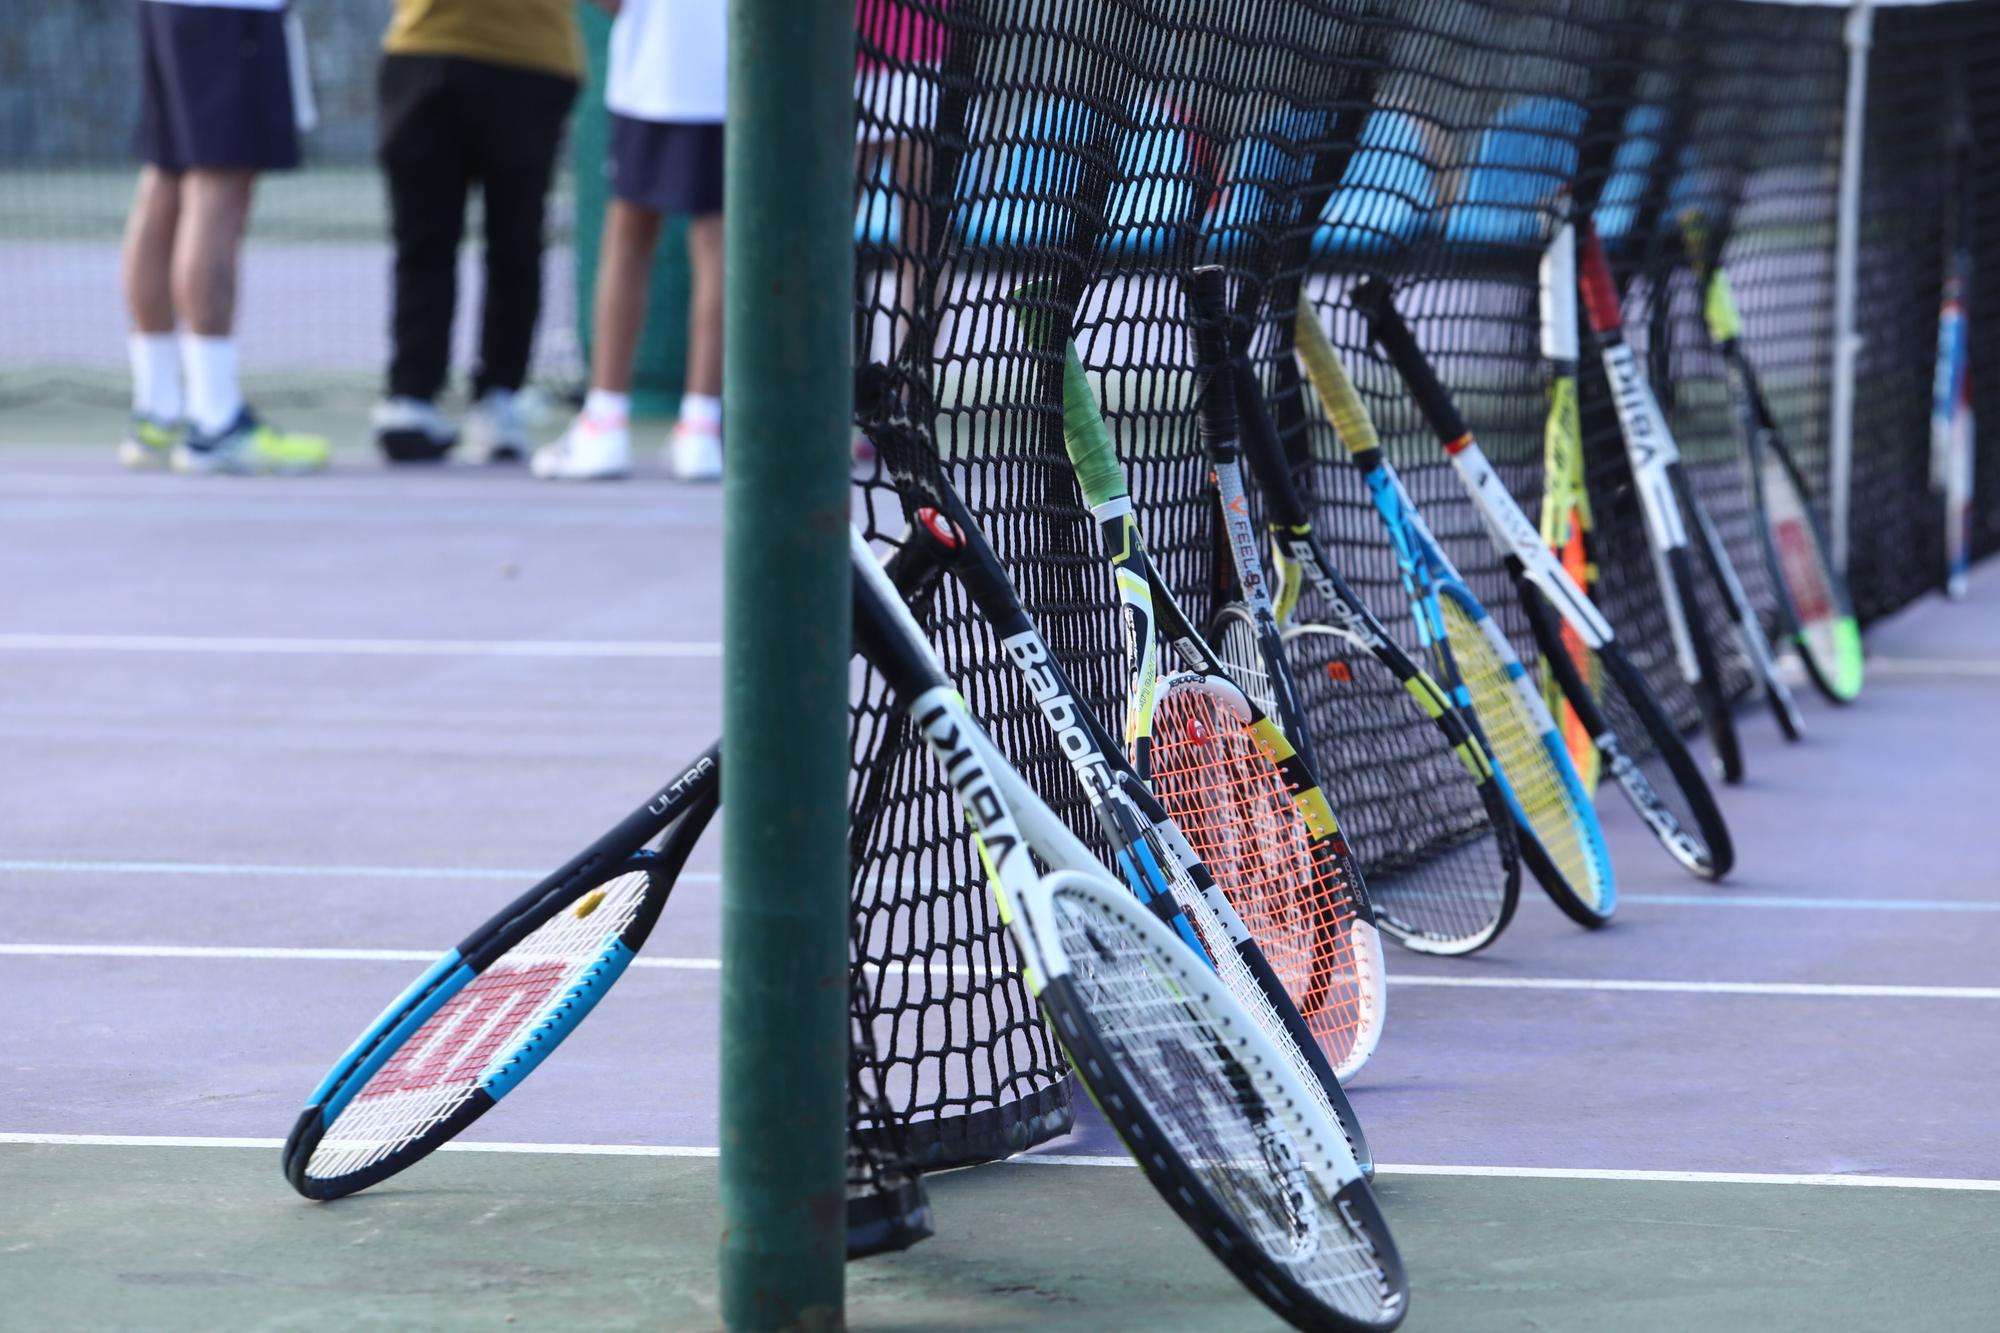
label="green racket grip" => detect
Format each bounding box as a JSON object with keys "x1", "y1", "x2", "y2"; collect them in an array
[
  {"x1": 1009, "y1": 280, "x2": 1128, "y2": 509},
  {"x1": 1294, "y1": 301, "x2": 1381, "y2": 456},
  {"x1": 1677, "y1": 208, "x2": 1743, "y2": 345}
]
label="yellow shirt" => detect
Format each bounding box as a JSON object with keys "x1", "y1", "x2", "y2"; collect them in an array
[{"x1": 384, "y1": 0, "x2": 583, "y2": 81}]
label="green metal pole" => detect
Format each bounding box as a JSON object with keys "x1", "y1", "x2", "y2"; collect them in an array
[{"x1": 719, "y1": 0, "x2": 853, "y2": 1328}]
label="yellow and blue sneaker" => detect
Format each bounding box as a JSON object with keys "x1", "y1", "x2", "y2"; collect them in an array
[
  {"x1": 118, "y1": 414, "x2": 183, "y2": 470},
  {"x1": 173, "y1": 408, "x2": 330, "y2": 476}
]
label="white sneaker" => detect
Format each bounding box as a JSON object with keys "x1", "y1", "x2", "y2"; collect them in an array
[
  {"x1": 532, "y1": 412, "x2": 632, "y2": 480},
  {"x1": 372, "y1": 397, "x2": 457, "y2": 464},
  {"x1": 464, "y1": 389, "x2": 531, "y2": 464},
  {"x1": 666, "y1": 422, "x2": 723, "y2": 482}
]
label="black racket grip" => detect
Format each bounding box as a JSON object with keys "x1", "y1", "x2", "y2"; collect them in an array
[
  {"x1": 1350, "y1": 276, "x2": 1471, "y2": 446},
  {"x1": 1186, "y1": 265, "x2": 1239, "y2": 460},
  {"x1": 1231, "y1": 354, "x2": 1313, "y2": 531}
]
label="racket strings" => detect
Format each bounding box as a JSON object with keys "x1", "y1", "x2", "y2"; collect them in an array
[
  {"x1": 1595, "y1": 661, "x2": 1711, "y2": 860},
  {"x1": 1148, "y1": 684, "x2": 1370, "y2": 1076},
  {"x1": 302, "y1": 868, "x2": 654, "y2": 1183},
  {"x1": 1437, "y1": 599, "x2": 1603, "y2": 911},
  {"x1": 1047, "y1": 883, "x2": 1397, "y2": 1322},
  {"x1": 1284, "y1": 625, "x2": 1511, "y2": 948}
]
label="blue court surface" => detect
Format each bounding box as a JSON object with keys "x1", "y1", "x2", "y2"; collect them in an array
[{"x1": 3, "y1": 438, "x2": 1998, "y2": 1330}]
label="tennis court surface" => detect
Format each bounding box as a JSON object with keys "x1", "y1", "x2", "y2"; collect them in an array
[{"x1": 4, "y1": 439, "x2": 1997, "y2": 1330}]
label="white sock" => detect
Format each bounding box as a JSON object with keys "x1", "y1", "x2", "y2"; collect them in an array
[
  {"x1": 583, "y1": 389, "x2": 631, "y2": 426},
  {"x1": 128, "y1": 333, "x2": 183, "y2": 422},
  {"x1": 679, "y1": 392, "x2": 721, "y2": 431},
  {"x1": 180, "y1": 335, "x2": 243, "y2": 437}
]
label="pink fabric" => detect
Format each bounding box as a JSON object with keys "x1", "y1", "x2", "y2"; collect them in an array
[{"x1": 856, "y1": 0, "x2": 951, "y2": 72}]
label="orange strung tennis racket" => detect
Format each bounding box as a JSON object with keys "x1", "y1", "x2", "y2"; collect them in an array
[{"x1": 1012, "y1": 280, "x2": 1386, "y2": 1083}]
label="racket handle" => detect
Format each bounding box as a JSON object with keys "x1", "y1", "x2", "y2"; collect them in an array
[
  {"x1": 1008, "y1": 280, "x2": 1128, "y2": 510},
  {"x1": 1575, "y1": 219, "x2": 1623, "y2": 335},
  {"x1": 1293, "y1": 304, "x2": 1381, "y2": 457},
  {"x1": 1186, "y1": 266, "x2": 1239, "y2": 462},
  {"x1": 1232, "y1": 351, "x2": 1313, "y2": 531},
  {"x1": 1351, "y1": 277, "x2": 1471, "y2": 446}
]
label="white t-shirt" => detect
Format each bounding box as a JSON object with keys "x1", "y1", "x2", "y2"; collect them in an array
[{"x1": 607, "y1": 0, "x2": 726, "y2": 125}]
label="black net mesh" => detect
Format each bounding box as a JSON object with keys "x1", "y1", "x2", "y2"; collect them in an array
[{"x1": 840, "y1": 0, "x2": 2000, "y2": 1243}]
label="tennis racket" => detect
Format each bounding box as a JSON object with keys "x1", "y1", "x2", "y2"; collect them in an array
[
  {"x1": 284, "y1": 743, "x2": 720, "y2": 1200},
  {"x1": 1221, "y1": 287, "x2": 1521, "y2": 956},
  {"x1": 1680, "y1": 213, "x2": 1862, "y2": 704},
  {"x1": 886, "y1": 468, "x2": 1375, "y2": 1162},
  {"x1": 1707, "y1": 266, "x2": 1864, "y2": 702},
  {"x1": 1009, "y1": 282, "x2": 1387, "y2": 1083},
  {"x1": 1347, "y1": 278, "x2": 1735, "y2": 883},
  {"x1": 854, "y1": 523, "x2": 1408, "y2": 1332},
  {"x1": 1575, "y1": 216, "x2": 1745, "y2": 782},
  {"x1": 1537, "y1": 197, "x2": 1605, "y2": 787},
  {"x1": 1293, "y1": 294, "x2": 1612, "y2": 927}
]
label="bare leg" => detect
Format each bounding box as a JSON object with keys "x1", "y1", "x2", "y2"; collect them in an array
[
  {"x1": 171, "y1": 169, "x2": 256, "y2": 336},
  {"x1": 589, "y1": 199, "x2": 666, "y2": 394},
  {"x1": 123, "y1": 166, "x2": 181, "y2": 334},
  {"x1": 683, "y1": 212, "x2": 723, "y2": 398}
]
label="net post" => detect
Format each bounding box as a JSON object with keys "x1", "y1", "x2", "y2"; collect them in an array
[
  {"x1": 1829, "y1": 0, "x2": 1875, "y2": 575},
  {"x1": 719, "y1": 0, "x2": 854, "y2": 1327}
]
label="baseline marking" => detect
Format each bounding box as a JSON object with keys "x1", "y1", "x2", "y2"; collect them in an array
[
  {"x1": 1388, "y1": 975, "x2": 2000, "y2": 1000},
  {"x1": 1869, "y1": 655, "x2": 2000, "y2": 679},
  {"x1": 5, "y1": 943, "x2": 1995, "y2": 996},
  {"x1": 6, "y1": 1134, "x2": 1997, "y2": 1191},
  {"x1": 6, "y1": 861, "x2": 1995, "y2": 915},
  {"x1": 0, "y1": 633, "x2": 720, "y2": 659}
]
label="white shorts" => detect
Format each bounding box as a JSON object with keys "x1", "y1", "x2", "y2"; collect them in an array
[{"x1": 855, "y1": 67, "x2": 938, "y2": 144}]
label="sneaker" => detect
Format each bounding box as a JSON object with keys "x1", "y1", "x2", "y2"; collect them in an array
[
  {"x1": 464, "y1": 388, "x2": 531, "y2": 464},
  {"x1": 666, "y1": 422, "x2": 723, "y2": 482},
  {"x1": 172, "y1": 408, "x2": 330, "y2": 475},
  {"x1": 373, "y1": 397, "x2": 457, "y2": 464},
  {"x1": 119, "y1": 414, "x2": 183, "y2": 470},
  {"x1": 851, "y1": 431, "x2": 876, "y2": 468},
  {"x1": 531, "y1": 412, "x2": 631, "y2": 480}
]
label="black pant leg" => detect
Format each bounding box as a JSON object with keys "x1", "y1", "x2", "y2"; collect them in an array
[
  {"x1": 462, "y1": 64, "x2": 577, "y2": 396},
  {"x1": 377, "y1": 55, "x2": 471, "y2": 401}
]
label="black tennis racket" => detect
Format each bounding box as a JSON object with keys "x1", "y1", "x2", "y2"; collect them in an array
[
  {"x1": 1221, "y1": 284, "x2": 1521, "y2": 956},
  {"x1": 284, "y1": 744, "x2": 720, "y2": 1200},
  {"x1": 1349, "y1": 279, "x2": 1735, "y2": 882},
  {"x1": 1576, "y1": 216, "x2": 1744, "y2": 782}
]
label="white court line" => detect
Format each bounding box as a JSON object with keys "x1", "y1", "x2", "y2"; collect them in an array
[
  {"x1": 1388, "y1": 975, "x2": 2000, "y2": 1000},
  {"x1": 5, "y1": 1133, "x2": 1996, "y2": 1192},
  {"x1": 0, "y1": 633, "x2": 720, "y2": 659},
  {"x1": 3, "y1": 942, "x2": 1994, "y2": 997},
  {"x1": 8, "y1": 860, "x2": 1998, "y2": 916},
  {"x1": 0, "y1": 860, "x2": 719, "y2": 884},
  {"x1": 1869, "y1": 655, "x2": 2000, "y2": 679}
]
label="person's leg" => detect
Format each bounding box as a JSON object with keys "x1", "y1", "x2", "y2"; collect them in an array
[
  {"x1": 377, "y1": 56, "x2": 468, "y2": 423},
  {"x1": 467, "y1": 66, "x2": 576, "y2": 401},
  {"x1": 122, "y1": 167, "x2": 185, "y2": 455},
  {"x1": 172, "y1": 167, "x2": 256, "y2": 435},
  {"x1": 681, "y1": 212, "x2": 722, "y2": 401},
  {"x1": 590, "y1": 199, "x2": 667, "y2": 396}
]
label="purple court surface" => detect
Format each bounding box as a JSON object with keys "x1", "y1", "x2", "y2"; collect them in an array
[{"x1": 3, "y1": 438, "x2": 1998, "y2": 1330}]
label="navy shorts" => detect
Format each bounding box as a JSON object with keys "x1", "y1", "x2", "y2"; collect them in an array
[
  {"x1": 137, "y1": 2, "x2": 301, "y2": 172},
  {"x1": 610, "y1": 116, "x2": 723, "y2": 215}
]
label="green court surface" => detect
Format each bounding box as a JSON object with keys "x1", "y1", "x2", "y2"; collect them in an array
[{"x1": 4, "y1": 1144, "x2": 1995, "y2": 1331}]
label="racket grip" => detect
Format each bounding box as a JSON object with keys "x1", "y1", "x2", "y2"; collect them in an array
[
  {"x1": 1293, "y1": 304, "x2": 1381, "y2": 457},
  {"x1": 1186, "y1": 266, "x2": 1239, "y2": 458},
  {"x1": 1008, "y1": 279, "x2": 1129, "y2": 509},
  {"x1": 1575, "y1": 219, "x2": 1623, "y2": 335},
  {"x1": 1232, "y1": 354, "x2": 1312, "y2": 530},
  {"x1": 1350, "y1": 277, "x2": 1471, "y2": 446}
]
